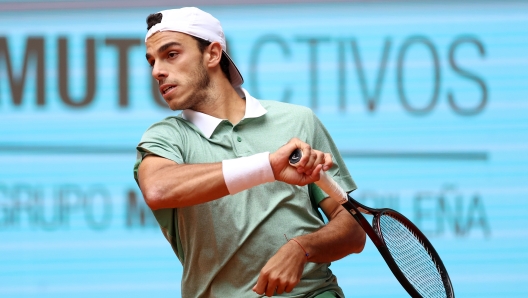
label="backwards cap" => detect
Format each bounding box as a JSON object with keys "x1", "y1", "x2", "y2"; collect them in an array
[{"x1": 146, "y1": 7, "x2": 244, "y2": 95}]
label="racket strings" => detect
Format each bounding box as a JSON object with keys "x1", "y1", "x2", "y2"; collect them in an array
[{"x1": 379, "y1": 215, "x2": 447, "y2": 298}]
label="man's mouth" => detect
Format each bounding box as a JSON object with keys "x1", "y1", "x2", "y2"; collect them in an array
[{"x1": 160, "y1": 85, "x2": 176, "y2": 95}]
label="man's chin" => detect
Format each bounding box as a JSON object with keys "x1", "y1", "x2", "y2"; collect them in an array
[
  {"x1": 165, "y1": 91, "x2": 202, "y2": 111},
  {"x1": 168, "y1": 102, "x2": 182, "y2": 111},
  {"x1": 164, "y1": 95, "x2": 183, "y2": 111}
]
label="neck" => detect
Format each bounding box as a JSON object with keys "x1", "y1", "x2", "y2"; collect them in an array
[{"x1": 193, "y1": 76, "x2": 245, "y2": 124}]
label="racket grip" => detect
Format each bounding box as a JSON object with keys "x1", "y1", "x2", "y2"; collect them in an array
[
  {"x1": 289, "y1": 149, "x2": 348, "y2": 205},
  {"x1": 316, "y1": 170, "x2": 348, "y2": 205}
]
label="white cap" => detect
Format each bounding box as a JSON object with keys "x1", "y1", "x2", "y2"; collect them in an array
[{"x1": 145, "y1": 7, "x2": 244, "y2": 95}]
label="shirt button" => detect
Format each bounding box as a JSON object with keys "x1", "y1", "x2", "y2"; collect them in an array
[{"x1": 237, "y1": 136, "x2": 242, "y2": 142}]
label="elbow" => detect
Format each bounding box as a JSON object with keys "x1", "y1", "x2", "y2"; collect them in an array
[
  {"x1": 141, "y1": 184, "x2": 165, "y2": 210},
  {"x1": 141, "y1": 181, "x2": 186, "y2": 210},
  {"x1": 351, "y1": 229, "x2": 367, "y2": 254},
  {"x1": 357, "y1": 230, "x2": 367, "y2": 253}
]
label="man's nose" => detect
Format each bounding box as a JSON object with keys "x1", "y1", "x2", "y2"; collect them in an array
[{"x1": 152, "y1": 63, "x2": 168, "y2": 81}]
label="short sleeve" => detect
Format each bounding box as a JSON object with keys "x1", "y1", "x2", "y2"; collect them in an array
[
  {"x1": 131, "y1": 119, "x2": 185, "y2": 262},
  {"x1": 133, "y1": 118, "x2": 186, "y2": 185},
  {"x1": 309, "y1": 112, "x2": 357, "y2": 203}
]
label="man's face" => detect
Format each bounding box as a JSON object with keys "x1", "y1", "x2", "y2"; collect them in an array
[{"x1": 145, "y1": 31, "x2": 210, "y2": 111}]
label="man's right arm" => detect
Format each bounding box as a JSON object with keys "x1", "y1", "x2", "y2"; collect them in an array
[
  {"x1": 137, "y1": 138, "x2": 331, "y2": 210},
  {"x1": 137, "y1": 155, "x2": 229, "y2": 210}
]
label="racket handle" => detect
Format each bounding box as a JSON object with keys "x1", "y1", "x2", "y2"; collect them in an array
[{"x1": 289, "y1": 149, "x2": 348, "y2": 205}]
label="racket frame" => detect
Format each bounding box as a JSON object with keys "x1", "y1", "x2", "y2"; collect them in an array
[{"x1": 341, "y1": 195, "x2": 454, "y2": 298}]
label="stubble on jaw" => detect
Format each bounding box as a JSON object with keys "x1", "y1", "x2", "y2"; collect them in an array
[{"x1": 168, "y1": 56, "x2": 213, "y2": 111}]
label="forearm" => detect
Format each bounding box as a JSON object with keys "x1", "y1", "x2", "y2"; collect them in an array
[
  {"x1": 253, "y1": 203, "x2": 366, "y2": 296},
  {"x1": 138, "y1": 152, "x2": 276, "y2": 210},
  {"x1": 294, "y1": 206, "x2": 366, "y2": 263},
  {"x1": 139, "y1": 160, "x2": 229, "y2": 210}
]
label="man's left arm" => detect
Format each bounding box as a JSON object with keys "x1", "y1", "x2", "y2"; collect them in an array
[
  {"x1": 296, "y1": 196, "x2": 366, "y2": 262},
  {"x1": 253, "y1": 195, "x2": 366, "y2": 296}
]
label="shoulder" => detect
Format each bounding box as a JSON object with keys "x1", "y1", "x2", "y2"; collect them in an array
[
  {"x1": 244, "y1": 89, "x2": 314, "y2": 119},
  {"x1": 256, "y1": 100, "x2": 318, "y2": 133},
  {"x1": 148, "y1": 114, "x2": 186, "y2": 127},
  {"x1": 259, "y1": 100, "x2": 315, "y2": 119},
  {"x1": 141, "y1": 115, "x2": 189, "y2": 139}
]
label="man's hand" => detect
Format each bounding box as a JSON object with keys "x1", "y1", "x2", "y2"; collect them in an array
[
  {"x1": 252, "y1": 239, "x2": 308, "y2": 297},
  {"x1": 269, "y1": 138, "x2": 333, "y2": 186}
]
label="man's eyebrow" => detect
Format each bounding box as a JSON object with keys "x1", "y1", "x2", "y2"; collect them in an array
[
  {"x1": 145, "y1": 41, "x2": 183, "y2": 61},
  {"x1": 158, "y1": 41, "x2": 182, "y2": 54}
]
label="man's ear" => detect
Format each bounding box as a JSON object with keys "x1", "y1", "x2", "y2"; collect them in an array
[{"x1": 205, "y1": 41, "x2": 223, "y2": 68}]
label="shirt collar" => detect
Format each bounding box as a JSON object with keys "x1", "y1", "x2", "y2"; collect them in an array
[{"x1": 181, "y1": 89, "x2": 267, "y2": 138}]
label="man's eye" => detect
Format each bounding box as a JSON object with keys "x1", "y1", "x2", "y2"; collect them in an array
[{"x1": 168, "y1": 52, "x2": 178, "y2": 58}]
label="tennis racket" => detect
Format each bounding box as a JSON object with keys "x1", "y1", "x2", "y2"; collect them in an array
[{"x1": 289, "y1": 149, "x2": 454, "y2": 298}]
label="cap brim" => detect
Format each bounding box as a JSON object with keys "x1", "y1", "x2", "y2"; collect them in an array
[{"x1": 223, "y1": 51, "x2": 244, "y2": 95}]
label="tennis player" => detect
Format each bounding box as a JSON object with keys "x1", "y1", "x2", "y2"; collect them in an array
[{"x1": 134, "y1": 7, "x2": 366, "y2": 298}]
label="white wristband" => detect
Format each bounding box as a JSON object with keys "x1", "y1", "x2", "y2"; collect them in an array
[{"x1": 222, "y1": 152, "x2": 276, "y2": 194}]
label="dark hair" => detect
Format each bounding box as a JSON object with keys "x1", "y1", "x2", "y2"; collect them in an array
[
  {"x1": 146, "y1": 12, "x2": 231, "y2": 82},
  {"x1": 146, "y1": 13, "x2": 162, "y2": 31}
]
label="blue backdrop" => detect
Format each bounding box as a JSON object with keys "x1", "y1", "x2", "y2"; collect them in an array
[{"x1": 1, "y1": 2, "x2": 527, "y2": 297}]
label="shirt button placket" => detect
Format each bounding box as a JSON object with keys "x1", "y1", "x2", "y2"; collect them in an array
[
  {"x1": 233, "y1": 126, "x2": 249, "y2": 156},
  {"x1": 233, "y1": 126, "x2": 241, "y2": 142}
]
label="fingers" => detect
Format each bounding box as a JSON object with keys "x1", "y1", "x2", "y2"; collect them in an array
[
  {"x1": 252, "y1": 277, "x2": 265, "y2": 296},
  {"x1": 323, "y1": 152, "x2": 333, "y2": 171},
  {"x1": 270, "y1": 137, "x2": 334, "y2": 186},
  {"x1": 252, "y1": 273, "x2": 291, "y2": 297},
  {"x1": 295, "y1": 143, "x2": 332, "y2": 176},
  {"x1": 252, "y1": 240, "x2": 306, "y2": 296},
  {"x1": 276, "y1": 282, "x2": 287, "y2": 295},
  {"x1": 307, "y1": 164, "x2": 323, "y2": 181},
  {"x1": 252, "y1": 275, "x2": 296, "y2": 297},
  {"x1": 298, "y1": 148, "x2": 317, "y2": 174},
  {"x1": 266, "y1": 281, "x2": 277, "y2": 297}
]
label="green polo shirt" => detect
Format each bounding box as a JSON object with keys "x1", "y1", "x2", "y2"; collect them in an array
[{"x1": 134, "y1": 90, "x2": 357, "y2": 298}]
